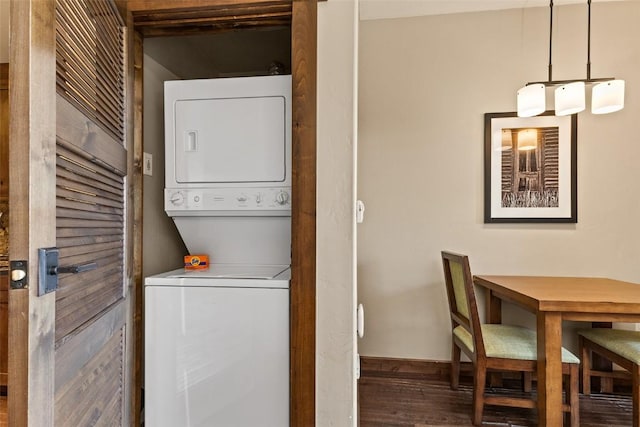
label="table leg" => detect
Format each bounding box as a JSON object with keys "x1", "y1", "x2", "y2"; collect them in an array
[
  {"x1": 486, "y1": 290, "x2": 502, "y2": 324},
  {"x1": 537, "y1": 311, "x2": 563, "y2": 427},
  {"x1": 592, "y1": 322, "x2": 613, "y2": 393}
]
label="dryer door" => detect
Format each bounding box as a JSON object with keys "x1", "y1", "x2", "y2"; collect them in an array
[{"x1": 174, "y1": 95, "x2": 287, "y2": 184}]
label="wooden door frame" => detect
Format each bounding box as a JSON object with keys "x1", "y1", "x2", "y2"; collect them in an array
[
  {"x1": 125, "y1": 1, "x2": 317, "y2": 426},
  {"x1": 8, "y1": 0, "x2": 57, "y2": 425},
  {"x1": 0, "y1": 63, "x2": 7, "y2": 391},
  {"x1": 289, "y1": 2, "x2": 317, "y2": 425}
]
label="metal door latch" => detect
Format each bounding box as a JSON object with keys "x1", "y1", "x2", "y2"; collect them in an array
[
  {"x1": 38, "y1": 247, "x2": 97, "y2": 296},
  {"x1": 10, "y1": 260, "x2": 28, "y2": 290}
]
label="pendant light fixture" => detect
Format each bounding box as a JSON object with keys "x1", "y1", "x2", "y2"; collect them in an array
[
  {"x1": 516, "y1": 0, "x2": 624, "y2": 117},
  {"x1": 592, "y1": 79, "x2": 625, "y2": 114},
  {"x1": 555, "y1": 81, "x2": 585, "y2": 116}
]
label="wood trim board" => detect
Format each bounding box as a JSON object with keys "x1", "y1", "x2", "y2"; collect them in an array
[
  {"x1": 128, "y1": 0, "x2": 292, "y2": 37},
  {"x1": 126, "y1": 0, "x2": 288, "y2": 12},
  {"x1": 131, "y1": 28, "x2": 145, "y2": 427},
  {"x1": 290, "y1": 1, "x2": 317, "y2": 425},
  {"x1": 361, "y1": 356, "x2": 471, "y2": 381},
  {"x1": 1, "y1": 64, "x2": 8, "y2": 200}
]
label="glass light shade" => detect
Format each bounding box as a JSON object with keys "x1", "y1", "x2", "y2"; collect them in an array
[
  {"x1": 592, "y1": 80, "x2": 625, "y2": 114},
  {"x1": 555, "y1": 81, "x2": 585, "y2": 116},
  {"x1": 517, "y1": 84, "x2": 546, "y2": 117},
  {"x1": 517, "y1": 129, "x2": 538, "y2": 151},
  {"x1": 501, "y1": 129, "x2": 513, "y2": 151}
]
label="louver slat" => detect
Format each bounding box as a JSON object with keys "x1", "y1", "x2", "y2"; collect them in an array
[
  {"x1": 55, "y1": 137, "x2": 125, "y2": 342},
  {"x1": 54, "y1": 330, "x2": 123, "y2": 425},
  {"x1": 56, "y1": 0, "x2": 125, "y2": 142}
]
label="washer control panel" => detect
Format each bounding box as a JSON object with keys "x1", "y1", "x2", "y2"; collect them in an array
[{"x1": 165, "y1": 187, "x2": 291, "y2": 212}]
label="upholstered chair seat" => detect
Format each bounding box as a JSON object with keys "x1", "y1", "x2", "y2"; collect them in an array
[
  {"x1": 579, "y1": 329, "x2": 640, "y2": 364},
  {"x1": 578, "y1": 328, "x2": 640, "y2": 426},
  {"x1": 454, "y1": 324, "x2": 580, "y2": 363}
]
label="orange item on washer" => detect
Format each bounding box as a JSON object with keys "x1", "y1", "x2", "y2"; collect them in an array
[{"x1": 184, "y1": 255, "x2": 209, "y2": 270}]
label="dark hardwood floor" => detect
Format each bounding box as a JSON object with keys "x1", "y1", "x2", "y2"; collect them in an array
[
  {"x1": 359, "y1": 375, "x2": 633, "y2": 426},
  {"x1": 0, "y1": 375, "x2": 629, "y2": 426}
]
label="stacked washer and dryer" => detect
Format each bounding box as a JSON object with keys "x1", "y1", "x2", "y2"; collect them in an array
[{"x1": 145, "y1": 75, "x2": 292, "y2": 427}]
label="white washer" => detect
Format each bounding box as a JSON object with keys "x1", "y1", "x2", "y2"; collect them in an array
[{"x1": 145, "y1": 264, "x2": 290, "y2": 427}]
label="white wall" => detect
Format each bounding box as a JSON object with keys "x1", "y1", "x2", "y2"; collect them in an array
[
  {"x1": 317, "y1": 0, "x2": 358, "y2": 425},
  {"x1": 142, "y1": 54, "x2": 187, "y2": 278},
  {"x1": 358, "y1": 1, "x2": 640, "y2": 360},
  {"x1": 0, "y1": 0, "x2": 8, "y2": 63}
]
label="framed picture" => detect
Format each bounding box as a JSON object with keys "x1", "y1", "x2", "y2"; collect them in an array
[{"x1": 484, "y1": 111, "x2": 577, "y2": 223}]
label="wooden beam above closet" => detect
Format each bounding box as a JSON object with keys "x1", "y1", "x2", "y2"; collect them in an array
[
  {"x1": 126, "y1": 0, "x2": 286, "y2": 11},
  {"x1": 125, "y1": 0, "x2": 292, "y2": 37}
]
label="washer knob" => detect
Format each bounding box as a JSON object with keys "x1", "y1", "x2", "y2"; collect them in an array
[
  {"x1": 275, "y1": 190, "x2": 290, "y2": 206},
  {"x1": 169, "y1": 191, "x2": 185, "y2": 206}
]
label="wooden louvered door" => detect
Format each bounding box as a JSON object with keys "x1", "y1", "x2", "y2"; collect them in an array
[
  {"x1": 54, "y1": 0, "x2": 130, "y2": 425},
  {"x1": 9, "y1": 0, "x2": 132, "y2": 424}
]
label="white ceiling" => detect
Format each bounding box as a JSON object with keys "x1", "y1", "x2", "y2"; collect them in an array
[{"x1": 359, "y1": 0, "x2": 632, "y2": 21}]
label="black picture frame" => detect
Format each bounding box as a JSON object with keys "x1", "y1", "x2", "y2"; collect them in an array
[{"x1": 484, "y1": 111, "x2": 577, "y2": 223}]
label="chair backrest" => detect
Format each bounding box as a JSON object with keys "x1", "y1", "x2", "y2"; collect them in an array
[{"x1": 441, "y1": 251, "x2": 485, "y2": 358}]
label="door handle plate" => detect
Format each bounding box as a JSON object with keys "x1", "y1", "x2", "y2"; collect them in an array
[
  {"x1": 38, "y1": 247, "x2": 59, "y2": 296},
  {"x1": 38, "y1": 247, "x2": 98, "y2": 296}
]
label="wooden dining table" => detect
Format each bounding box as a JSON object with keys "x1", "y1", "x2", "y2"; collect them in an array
[{"x1": 473, "y1": 275, "x2": 640, "y2": 427}]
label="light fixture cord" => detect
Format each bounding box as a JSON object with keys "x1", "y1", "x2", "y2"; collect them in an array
[
  {"x1": 587, "y1": 0, "x2": 592, "y2": 79},
  {"x1": 548, "y1": 0, "x2": 554, "y2": 81},
  {"x1": 525, "y1": 0, "x2": 616, "y2": 87}
]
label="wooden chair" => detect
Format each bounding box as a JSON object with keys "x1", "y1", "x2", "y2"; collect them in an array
[
  {"x1": 579, "y1": 328, "x2": 640, "y2": 426},
  {"x1": 441, "y1": 251, "x2": 580, "y2": 426}
]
